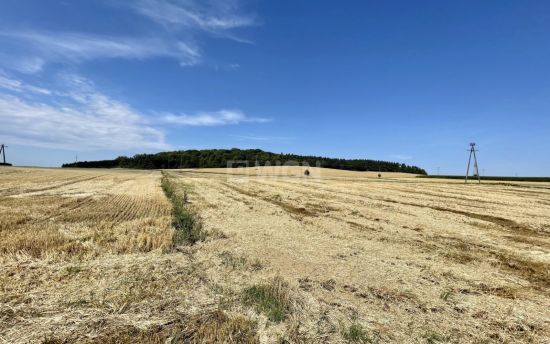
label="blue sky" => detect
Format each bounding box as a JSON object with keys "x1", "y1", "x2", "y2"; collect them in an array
[{"x1": 0, "y1": 0, "x2": 549, "y2": 175}]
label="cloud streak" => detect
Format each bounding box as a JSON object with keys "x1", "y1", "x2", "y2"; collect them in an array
[
  {"x1": 129, "y1": 0, "x2": 256, "y2": 31},
  {"x1": 0, "y1": 73, "x2": 51, "y2": 94},
  {"x1": 0, "y1": 31, "x2": 201, "y2": 69},
  {"x1": 0, "y1": 0, "x2": 256, "y2": 72},
  {"x1": 160, "y1": 109, "x2": 269, "y2": 126}
]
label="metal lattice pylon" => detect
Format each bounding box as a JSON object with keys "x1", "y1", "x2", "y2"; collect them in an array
[
  {"x1": 465, "y1": 143, "x2": 481, "y2": 184},
  {"x1": 0, "y1": 144, "x2": 6, "y2": 164}
]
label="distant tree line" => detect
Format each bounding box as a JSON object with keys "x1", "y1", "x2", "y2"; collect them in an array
[
  {"x1": 62, "y1": 148, "x2": 427, "y2": 174},
  {"x1": 62, "y1": 159, "x2": 120, "y2": 168}
]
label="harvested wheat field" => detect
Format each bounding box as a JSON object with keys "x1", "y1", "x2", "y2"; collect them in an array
[
  {"x1": 1, "y1": 166, "x2": 549, "y2": 343},
  {"x1": 193, "y1": 166, "x2": 418, "y2": 179}
]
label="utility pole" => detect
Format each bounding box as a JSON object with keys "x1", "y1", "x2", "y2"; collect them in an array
[
  {"x1": 465, "y1": 143, "x2": 481, "y2": 184},
  {"x1": 0, "y1": 144, "x2": 6, "y2": 164}
]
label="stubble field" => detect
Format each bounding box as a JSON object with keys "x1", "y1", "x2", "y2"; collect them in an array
[{"x1": 0, "y1": 166, "x2": 549, "y2": 343}]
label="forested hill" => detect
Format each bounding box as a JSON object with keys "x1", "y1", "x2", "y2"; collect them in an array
[{"x1": 62, "y1": 149, "x2": 427, "y2": 174}]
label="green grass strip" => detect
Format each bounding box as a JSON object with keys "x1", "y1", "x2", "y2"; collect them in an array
[{"x1": 161, "y1": 172, "x2": 206, "y2": 246}]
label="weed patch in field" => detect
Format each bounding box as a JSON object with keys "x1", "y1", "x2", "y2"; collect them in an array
[
  {"x1": 421, "y1": 330, "x2": 450, "y2": 343},
  {"x1": 218, "y1": 251, "x2": 264, "y2": 272},
  {"x1": 220, "y1": 251, "x2": 247, "y2": 269},
  {"x1": 439, "y1": 289, "x2": 454, "y2": 302},
  {"x1": 65, "y1": 265, "x2": 82, "y2": 275},
  {"x1": 243, "y1": 277, "x2": 292, "y2": 322},
  {"x1": 341, "y1": 323, "x2": 372, "y2": 343}
]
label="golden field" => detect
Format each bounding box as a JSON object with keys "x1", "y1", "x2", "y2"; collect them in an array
[{"x1": 1, "y1": 166, "x2": 549, "y2": 343}]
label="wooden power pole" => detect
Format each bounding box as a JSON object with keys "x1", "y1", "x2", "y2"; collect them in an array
[{"x1": 465, "y1": 143, "x2": 481, "y2": 184}]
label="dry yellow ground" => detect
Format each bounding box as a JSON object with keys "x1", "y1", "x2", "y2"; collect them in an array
[
  {"x1": 172, "y1": 169, "x2": 550, "y2": 343},
  {"x1": 0, "y1": 167, "x2": 175, "y2": 343},
  {"x1": 0, "y1": 167, "x2": 172, "y2": 256},
  {"x1": 188, "y1": 166, "x2": 419, "y2": 179},
  {"x1": 1, "y1": 166, "x2": 549, "y2": 343}
]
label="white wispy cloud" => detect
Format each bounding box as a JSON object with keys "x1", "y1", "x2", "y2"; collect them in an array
[
  {"x1": 0, "y1": 31, "x2": 201, "y2": 69},
  {"x1": 0, "y1": 54, "x2": 45, "y2": 74},
  {"x1": 0, "y1": 73, "x2": 51, "y2": 94},
  {"x1": 129, "y1": 0, "x2": 256, "y2": 30},
  {"x1": 160, "y1": 109, "x2": 270, "y2": 126},
  {"x1": 0, "y1": 1, "x2": 255, "y2": 72},
  {"x1": 0, "y1": 75, "x2": 168, "y2": 150},
  {"x1": 0, "y1": 73, "x2": 269, "y2": 151}
]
